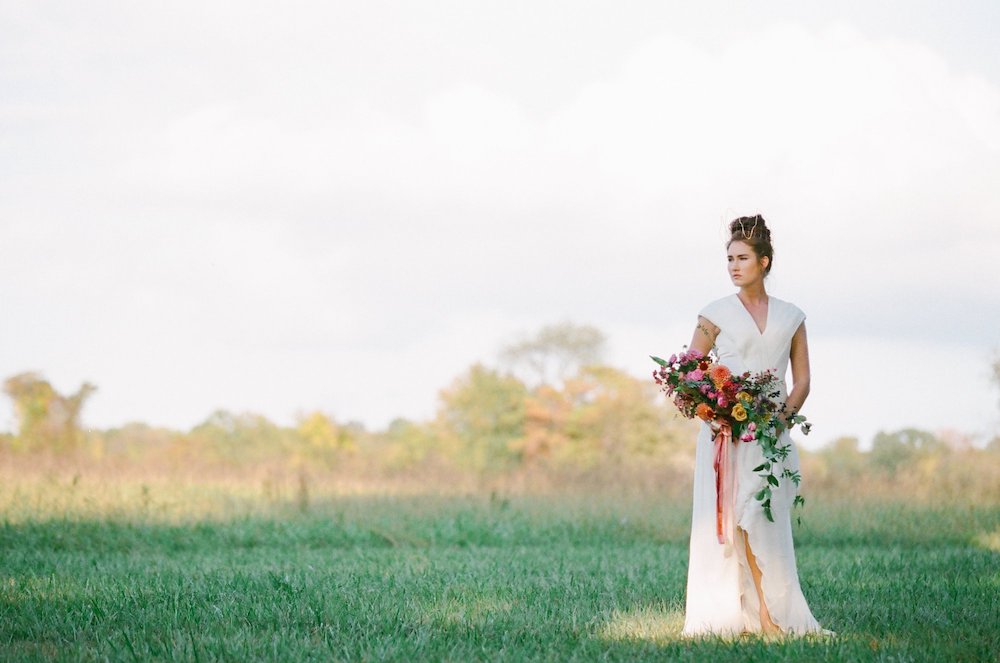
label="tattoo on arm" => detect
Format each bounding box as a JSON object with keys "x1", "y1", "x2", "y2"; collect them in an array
[{"x1": 697, "y1": 322, "x2": 714, "y2": 339}]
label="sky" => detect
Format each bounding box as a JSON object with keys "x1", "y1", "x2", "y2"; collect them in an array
[{"x1": 2, "y1": 1, "x2": 999, "y2": 450}]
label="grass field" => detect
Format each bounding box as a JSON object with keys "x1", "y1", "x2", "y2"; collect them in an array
[{"x1": 1, "y1": 472, "x2": 998, "y2": 662}]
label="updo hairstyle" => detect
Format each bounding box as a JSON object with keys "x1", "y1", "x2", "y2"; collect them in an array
[{"x1": 726, "y1": 214, "x2": 774, "y2": 277}]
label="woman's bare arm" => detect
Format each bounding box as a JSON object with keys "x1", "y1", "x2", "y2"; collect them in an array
[
  {"x1": 779, "y1": 321, "x2": 811, "y2": 428},
  {"x1": 689, "y1": 315, "x2": 719, "y2": 357}
]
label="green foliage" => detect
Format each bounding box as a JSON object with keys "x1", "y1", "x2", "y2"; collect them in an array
[
  {"x1": 870, "y1": 427, "x2": 949, "y2": 476},
  {"x1": 2, "y1": 325, "x2": 995, "y2": 497},
  {"x1": 188, "y1": 409, "x2": 299, "y2": 465},
  {"x1": 2, "y1": 372, "x2": 96, "y2": 453},
  {"x1": 436, "y1": 363, "x2": 528, "y2": 473},
  {"x1": 382, "y1": 418, "x2": 444, "y2": 470},
  {"x1": 817, "y1": 435, "x2": 865, "y2": 476}
]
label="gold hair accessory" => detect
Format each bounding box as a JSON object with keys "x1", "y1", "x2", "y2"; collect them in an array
[{"x1": 738, "y1": 216, "x2": 759, "y2": 240}]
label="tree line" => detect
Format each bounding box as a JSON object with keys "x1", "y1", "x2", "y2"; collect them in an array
[{"x1": 3, "y1": 324, "x2": 999, "y2": 499}]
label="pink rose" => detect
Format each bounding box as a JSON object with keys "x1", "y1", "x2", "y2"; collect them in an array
[{"x1": 687, "y1": 369, "x2": 704, "y2": 381}]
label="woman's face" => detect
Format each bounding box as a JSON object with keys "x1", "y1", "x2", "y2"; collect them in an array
[{"x1": 727, "y1": 240, "x2": 768, "y2": 286}]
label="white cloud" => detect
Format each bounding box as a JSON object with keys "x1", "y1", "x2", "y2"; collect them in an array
[{"x1": 1, "y1": 8, "x2": 998, "y2": 447}]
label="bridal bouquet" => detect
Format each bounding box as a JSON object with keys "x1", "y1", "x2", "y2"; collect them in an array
[{"x1": 651, "y1": 348, "x2": 811, "y2": 526}]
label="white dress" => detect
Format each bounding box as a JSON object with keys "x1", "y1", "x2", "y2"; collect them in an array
[{"x1": 681, "y1": 293, "x2": 832, "y2": 637}]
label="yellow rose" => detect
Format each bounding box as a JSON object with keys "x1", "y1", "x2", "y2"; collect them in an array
[
  {"x1": 736, "y1": 391, "x2": 752, "y2": 403},
  {"x1": 731, "y1": 403, "x2": 748, "y2": 422}
]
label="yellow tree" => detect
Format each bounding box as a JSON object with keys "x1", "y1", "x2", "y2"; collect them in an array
[{"x1": 296, "y1": 411, "x2": 358, "y2": 454}]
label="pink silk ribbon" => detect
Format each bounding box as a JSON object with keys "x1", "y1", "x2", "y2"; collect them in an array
[{"x1": 712, "y1": 421, "x2": 737, "y2": 546}]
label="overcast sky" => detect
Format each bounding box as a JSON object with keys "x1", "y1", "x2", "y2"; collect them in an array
[{"x1": 2, "y1": 1, "x2": 999, "y2": 450}]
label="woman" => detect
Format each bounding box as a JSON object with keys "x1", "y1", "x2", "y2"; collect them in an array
[{"x1": 680, "y1": 215, "x2": 834, "y2": 638}]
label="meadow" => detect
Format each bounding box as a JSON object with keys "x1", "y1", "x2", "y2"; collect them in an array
[{"x1": 1, "y1": 464, "x2": 998, "y2": 662}]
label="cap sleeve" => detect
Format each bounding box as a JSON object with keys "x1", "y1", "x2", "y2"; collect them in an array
[
  {"x1": 697, "y1": 299, "x2": 724, "y2": 328},
  {"x1": 790, "y1": 303, "x2": 806, "y2": 330}
]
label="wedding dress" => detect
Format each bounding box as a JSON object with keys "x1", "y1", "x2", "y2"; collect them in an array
[{"x1": 681, "y1": 293, "x2": 833, "y2": 637}]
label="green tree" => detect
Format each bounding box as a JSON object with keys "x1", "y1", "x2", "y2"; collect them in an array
[
  {"x1": 817, "y1": 435, "x2": 865, "y2": 481},
  {"x1": 2, "y1": 372, "x2": 96, "y2": 453},
  {"x1": 870, "y1": 427, "x2": 947, "y2": 476},
  {"x1": 382, "y1": 417, "x2": 443, "y2": 470},
  {"x1": 188, "y1": 409, "x2": 291, "y2": 464},
  {"x1": 436, "y1": 363, "x2": 527, "y2": 472}
]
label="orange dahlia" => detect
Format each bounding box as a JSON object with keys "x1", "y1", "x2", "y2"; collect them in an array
[
  {"x1": 695, "y1": 403, "x2": 714, "y2": 422},
  {"x1": 708, "y1": 364, "x2": 731, "y2": 389}
]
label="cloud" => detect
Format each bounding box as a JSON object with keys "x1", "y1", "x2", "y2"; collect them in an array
[{"x1": 1, "y1": 10, "x2": 998, "y2": 444}]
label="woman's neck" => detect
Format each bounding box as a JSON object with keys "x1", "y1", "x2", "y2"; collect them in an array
[{"x1": 738, "y1": 284, "x2": 768, "y2": 305}]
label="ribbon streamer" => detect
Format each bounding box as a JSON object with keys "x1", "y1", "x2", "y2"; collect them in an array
[{"x1": 712, "y1": 421, "x2": 737, "y2": 547}]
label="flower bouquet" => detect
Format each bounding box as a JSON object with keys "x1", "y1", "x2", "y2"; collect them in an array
[{"x1": 651, "y1": 347, "x2": 811, "y2": 541}]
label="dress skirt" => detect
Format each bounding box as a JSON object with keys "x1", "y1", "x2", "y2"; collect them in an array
[{"x1": 681, "y1": 419, "x2": 825, "y2": 636}]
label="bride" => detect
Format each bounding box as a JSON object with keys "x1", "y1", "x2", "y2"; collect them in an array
[{"x1": 680, "y1": 215, "x2": 835, "y2": 638}]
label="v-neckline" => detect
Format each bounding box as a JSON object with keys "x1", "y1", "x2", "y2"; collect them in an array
[{"x1": 733, "y1": 293, "x2": 771, "y2": 336}]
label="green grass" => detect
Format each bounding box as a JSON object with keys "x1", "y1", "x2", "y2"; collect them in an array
[{"x1": 1, "y1": 488, "x2": 998, "y2": 661}]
